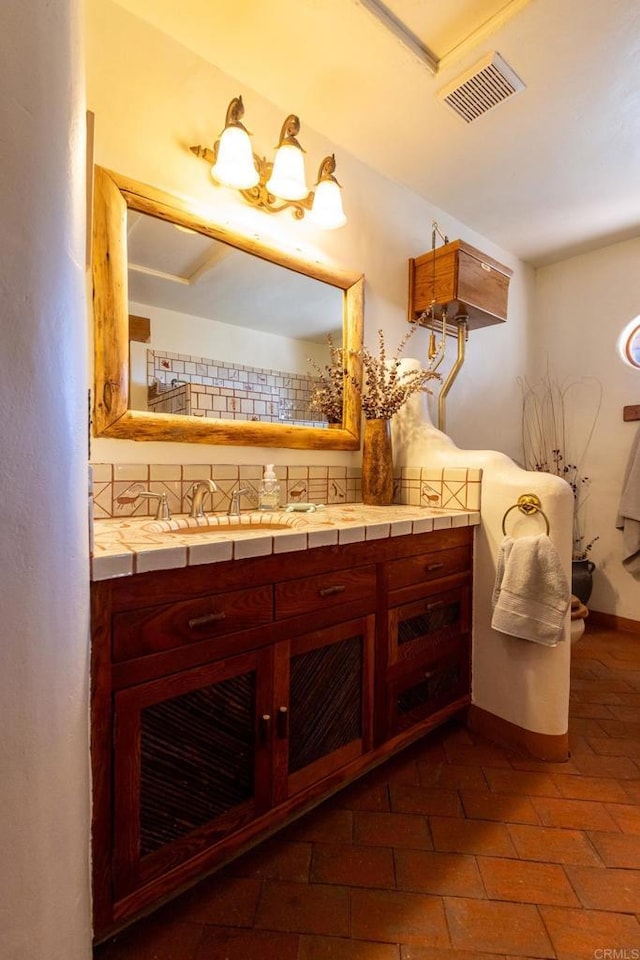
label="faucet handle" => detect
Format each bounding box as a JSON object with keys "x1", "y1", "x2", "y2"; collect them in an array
[
  {"x1": 136, "y1": 490, "x2": 171, "y2": 520},
  {"x1": 228, "y1": 485, "x2": 252, "y2": 516}
]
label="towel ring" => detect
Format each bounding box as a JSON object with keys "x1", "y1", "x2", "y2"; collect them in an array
[{"x1": 501, "y1": 493, "x2": 550, "y2": 536}]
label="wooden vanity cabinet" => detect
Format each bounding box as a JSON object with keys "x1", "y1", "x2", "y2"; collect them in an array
[
  {"x1": 91, "y1": 526, "x2": 472, "y2": 937},
  {"x1": 110, "y1": 616, "x2": 374, "y2": 906}
]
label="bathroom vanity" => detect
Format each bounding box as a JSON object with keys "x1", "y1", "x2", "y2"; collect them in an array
[{"x1": 90, "y1": 506, "x2": 477, "y2": 937}]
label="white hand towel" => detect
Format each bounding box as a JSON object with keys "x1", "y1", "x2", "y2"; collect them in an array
[
  {"x1": 491, "y1": 535, "x2": 570, "y2": 646},
  {"x1": 616, "y1": 426, "x2": 640, "y2": 575}
]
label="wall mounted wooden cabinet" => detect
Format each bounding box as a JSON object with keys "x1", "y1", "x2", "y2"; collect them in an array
[
  {"x1": 91, "y1": 527, "x2": 472, "y2": 938},
  {"x1": 408, "y1": 239, "x2": 512, "y2": 330}
]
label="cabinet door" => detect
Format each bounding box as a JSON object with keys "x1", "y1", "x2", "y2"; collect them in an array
[
  {"x1": 273, "y1": 616, "x2": 375, "y2": 801},
  {"x1": 387, "y1": 585, "x2": 470, "y2": 675},
  {"x1": 381, "y1": 586, "x2": 471, "y2": 741},
  {"x1": 112, "y1": 648, "x2": 273, "y2": 898},
  {"x1": 386, "y1": 646, "x2": 470, "y2": 737}
]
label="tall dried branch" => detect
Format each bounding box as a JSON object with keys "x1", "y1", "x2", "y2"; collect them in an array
[
  {"x1": 519, "y1": 365, "x2": 602, "y2": 559},
  {"x1": 307, "y1": 334, "x2": 346, "y2": 423},
  {"x1": 349, "y1": 326, "x2": 441, "y2": 419}
]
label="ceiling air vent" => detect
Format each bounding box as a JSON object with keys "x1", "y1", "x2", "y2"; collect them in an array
[{"x1": 438, "y1": 52, "x2": 525, "y2": 123}]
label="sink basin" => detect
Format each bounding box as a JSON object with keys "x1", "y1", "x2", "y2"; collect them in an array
[
  {"x1": 142, "y1": 513, "x2": 318, "y2": 536},
  {"x1": 167, "y1": 521, "x2": 295, "y2": 534}
]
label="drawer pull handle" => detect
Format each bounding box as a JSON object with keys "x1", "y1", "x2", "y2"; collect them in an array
[
  {"x1": 318, "y1": 585, "x2": 346, "y2": 598},
  {"x1": 425, "y1": 601, "x2": 444, "y2": 613},
  {"x1": 426, "y1": 562, "x2": 445, "y2": 572},
  {"x1": 277, "y1": 705, "x2": 289, "y2": 739},
  {"x1": 259, "y1": 713, "x2": 271, "y2": 743},
  {"x1": 188, "y1": 611, "x2": 227, "y2": 629}
]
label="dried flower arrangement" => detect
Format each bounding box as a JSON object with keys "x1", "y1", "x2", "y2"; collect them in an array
[
  {"x1": 307, "y1": 333, "x2": 345, "y2": 423},
  {"x1": 308, "y1": 325, "x2": 439, "y2": 423},
  {"x1": 519, "y1": 367, "x2": 602, "y2": 560},
  {"x1": 349, "y1": 326, "x2": 440, "y2": 419}
]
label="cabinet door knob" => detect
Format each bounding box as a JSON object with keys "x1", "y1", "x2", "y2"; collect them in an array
[
  {"x1": 318, "y1": 584, "x2": 346, "y2": 598},
  {"x1": 425, "y1": 562, "x2": 445, "y2": 572},
  {"x1": 277, "y1": 705, "x2": 289, "y2": 739},
  {"x1": 188, "y1": 611, "x2": 227, "y2": 629},
  {"x1": 259, "y1": 713, "x2": 271, "y2": 743}
]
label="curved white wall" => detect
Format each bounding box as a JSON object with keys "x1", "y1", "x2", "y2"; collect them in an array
[
  {"x1": 0, "y1": 1, "x2": 92, "y2": 958},
  {"x1": 395, "y1": 374, "x2": 574, "y2": 738}
]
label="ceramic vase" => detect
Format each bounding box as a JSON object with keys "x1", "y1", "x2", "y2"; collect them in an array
[
  {"x1": 361, "y1": 418, "x2": 394, "y2": 505},
  {"x1": 571, "y1": 559, "x2": 595, "y2": 605}
]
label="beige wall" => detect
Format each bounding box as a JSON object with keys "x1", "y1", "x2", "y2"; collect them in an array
[
  {"x1": 86, "y1": 0, "x2": 534, "y2": 468},
  {"x1": 535, "y1": 236, "x2": 640, "y2": 620}
]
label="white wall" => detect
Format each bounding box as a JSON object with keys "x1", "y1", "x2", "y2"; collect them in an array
[
  {"x1": 0, "y1": 0, "x2": 92, "y2": 958},
  {"x1": 535, "y1": 236, "x2": 640, "y2": 620},
  {"x1": 86, "y1": 0, "x2": 534, "y2": 468}
]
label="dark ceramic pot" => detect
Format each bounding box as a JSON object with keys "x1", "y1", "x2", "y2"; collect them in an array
[{"x1": 571, "y1": 559, "x2": 595, "y2": 605}]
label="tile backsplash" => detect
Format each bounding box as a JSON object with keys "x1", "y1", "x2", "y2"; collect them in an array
[
  {"x1": 397, "y1": 466, "x2": 482, "y2": 511},
  {"x1": 91, "y1": 463, "x2": 482, "y2": 519},
  {"x1": 147, "y1": 349, "x2": 325, "y2": 426}
]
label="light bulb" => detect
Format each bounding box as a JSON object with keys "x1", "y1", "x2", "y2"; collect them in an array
[
  {"x1": 309, "y1": 178, "x2": 347, "y2": 229},
  {"x1": 266, "y1": 143, "x2": 308, "y2": 201},
  {"x1": 212, "y1": 126, "x2": 259, "y2": 190}
]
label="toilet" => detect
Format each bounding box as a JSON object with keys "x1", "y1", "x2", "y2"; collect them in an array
[{"x1": 570, "y1": 594, "x2": 589, "y2": 644}]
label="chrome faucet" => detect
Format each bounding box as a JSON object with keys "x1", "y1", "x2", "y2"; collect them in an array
[
  {"x1": 228, "y1": 485, "x2": 250, "y2": 517},
  {"x1": 188, "y1": 478, "x2": 218, "y2": 519}
]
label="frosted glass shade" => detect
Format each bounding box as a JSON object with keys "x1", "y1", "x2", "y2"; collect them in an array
[
  {"x1": 212, "y1": 126, "x2": 259, "y2": 190},
  {"x1": 266, "y1": 143, "x2": 308, "y2": 200},
  {"x1": 309, "y1": 178, "x2": 347, "y2": 229}
]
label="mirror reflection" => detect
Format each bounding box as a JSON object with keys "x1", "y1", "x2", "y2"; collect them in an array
[
  {"x1": 127, "y1": 210, "x2": 343, "y2": 427},
  {"x1": 91, "y1": 165, "x2": 362, "y2": 449}
]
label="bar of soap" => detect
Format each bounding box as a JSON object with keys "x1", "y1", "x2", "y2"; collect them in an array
[{"x1": 285, "y1": 502, "x2": 325, "y2": 512}]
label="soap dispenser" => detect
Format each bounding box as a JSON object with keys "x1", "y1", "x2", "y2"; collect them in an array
[{"x1": 258, "y1": 464, "x2": 280, "y2": 510}]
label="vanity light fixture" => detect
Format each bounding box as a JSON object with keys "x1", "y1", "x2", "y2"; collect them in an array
[{"x1": 190, "y1": 96, "x2": 347, "y2": 229}]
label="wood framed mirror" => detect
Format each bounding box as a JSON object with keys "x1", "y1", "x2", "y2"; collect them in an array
[{"x1": 91, "y1": 166, "x2": 363, "y2": 449}]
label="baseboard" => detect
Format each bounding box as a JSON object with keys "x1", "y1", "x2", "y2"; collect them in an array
[
  {"x1": 468, "y1": 704, "x2": 569, "y2": 763},
  {"x1": 588, "y1": 610, "x2": 640, "y2": 634}
]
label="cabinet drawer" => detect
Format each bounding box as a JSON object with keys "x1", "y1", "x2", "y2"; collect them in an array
[
  {"x1": 387, "y1": 545, "x2": 471, "y2": 593},
  {"x1": 387, "y1": 586, "x2": 469, "y2": 671},
  {"x1": 275, "y1": 565, "x2": 376, "y2": 620},
  {"x1": 387, "y1": 647, "x2": 470, "y2": 736},
  {"x1": 113, "y1": 585, "x2": 273, "y2": 661}
]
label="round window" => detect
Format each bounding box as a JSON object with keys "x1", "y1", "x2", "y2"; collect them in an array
[{"x1": 618, "y1": 317, "x2": 640, "y2": 369}]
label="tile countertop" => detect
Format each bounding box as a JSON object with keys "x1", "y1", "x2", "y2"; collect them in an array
[{"x1": 91, "y1": 504, "x2": 481, "y2": 581}]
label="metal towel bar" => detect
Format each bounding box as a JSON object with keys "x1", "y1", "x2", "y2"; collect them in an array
[{"x1": 501, "y1": 493, "x2": 550, "y2": 536}]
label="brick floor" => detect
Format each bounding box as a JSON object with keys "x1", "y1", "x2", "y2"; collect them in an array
[{"x1": 95, "y1": 626, "x2": 640, "y2": 960}]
